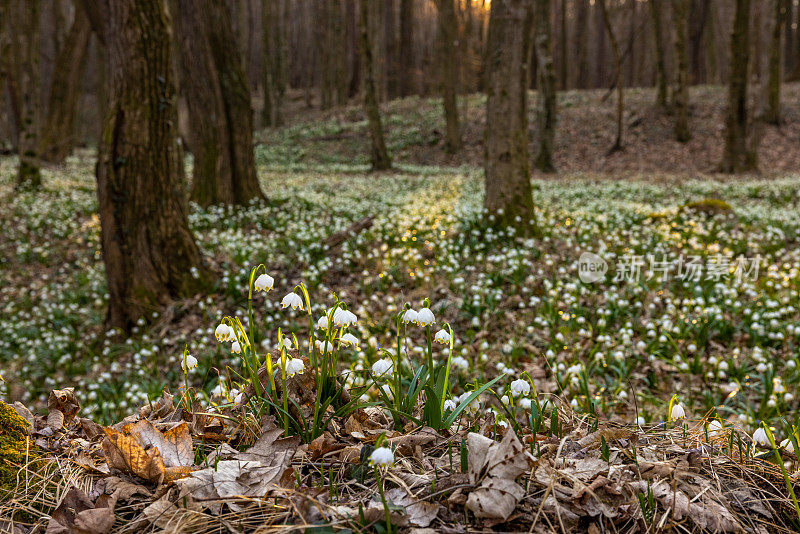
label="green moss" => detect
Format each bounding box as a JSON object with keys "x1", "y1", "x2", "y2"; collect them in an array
[
  {"x1": 682, "y1": 198, "x2": 733, "y2": 215},
  {"x1": 0, "y1": 401, "x2": 35, "y2": 491}
]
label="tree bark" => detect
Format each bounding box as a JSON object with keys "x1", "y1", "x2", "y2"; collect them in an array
[
  {"x1": 39, "y1": 6, "x2": 92, "y2": 164},
  {"x1": 574, "y1": 0, "x2": 589, "y2": 89},
  {"x1": 600, "y1": 0, "x2": 623, "y2": 152},
  {"x1": 9, "y1": 0, "x2": 42, "y2": 189},
  {"x1": 175, "y1": 0, "x2": 265, "y2": 207},
  {"x1": 398, "y1": 0, "x2": 414, "y2": 96},
  {"x1": 80, "y1": 0, "x2": 214, "y2": 331},
  {"x1": 671, "y1": 0, "x2": 691, "y2": 142},
  {"x1": 720, "y1": 0, "x2": 755, "y2": 172},
  {"x1": 484, "y1": 0, "x2": 535, "y2": 234},
  {"x1": 435, "y1": 0, "x2": 461, "y2": 153},
  {"x1": 558, "y1": 0, "x2": 567, "y2": 89},
  {"x1": 533, "y1": 0, "x2": 556, "y2": 173},
  {"x1": 648, "y1": 0, "x2": 668, "y2": 107},
  {"x1": 359, "y1": 0, "x2": 391, "y2": 170},
  {"x1": 766, "y1": 0, "x2": 785, "y2": 124},
  {"x1": 261, "y1": 0, "x2": 284, "y2": 127}
]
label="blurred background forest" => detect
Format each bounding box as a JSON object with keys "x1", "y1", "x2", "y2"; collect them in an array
[{"x1": 1, "y1": 0, "x2": 799, "y2": 177}]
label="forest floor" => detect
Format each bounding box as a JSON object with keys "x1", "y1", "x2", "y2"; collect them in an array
[
  {"x1": 262, "y1": 82, "x2": 800, "y2": 175},
  {"x1": 2, "y1": 87, "x2": 800, "y2": 532}
]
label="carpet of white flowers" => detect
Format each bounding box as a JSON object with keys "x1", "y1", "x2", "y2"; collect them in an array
[{"x1": 1, "y1": 154, "x2": 799, "y2": 442}]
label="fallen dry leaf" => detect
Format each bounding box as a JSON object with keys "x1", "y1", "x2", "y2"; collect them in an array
[
  {"x1": 46, "y1": 487, "x2": 116, "y2": 534},
  {"x1": 465, "y1": 430, "x2": 534, "y2": 520},
  {"x1": 102, "y1": 427, "x2": 166, "y2": 484},
  {"x1": 631, "y1": 480, "x2": 744, "y2": 532},
  {"x1": 47, "y1": 388, "x2": 80, "y2": 431}
]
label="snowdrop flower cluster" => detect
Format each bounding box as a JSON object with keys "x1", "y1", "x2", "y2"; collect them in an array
[
  {"x1": 371, "y1": 358, "x2": 393, "y2": 376},
  {"x1": 282, "y1": 357, "x2": 305, "y2": 378},
  {"x1": 510, "y1": 378, "x2": 531, "y2": 397}
]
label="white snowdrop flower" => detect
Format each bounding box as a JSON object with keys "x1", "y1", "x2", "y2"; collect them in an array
[
  {"x1": 210, "y1": 384, "x2": 225, "y2": 397},
  {"x1": 416, "y1": 307, "x2": 435, "y2": 326},
  {"x1": 752, "y1": 427, "x2": 769, "y2": 447},
  {"x1": 316, "y1": 340, "x2": 334, "y2": 353},
  {"x1": 334, "y1": 309, "x2": 357, "y2": 327},
  {"x1": 756, "y1": 362, "x2": 768, "y2": 373},
  {"x1": 637, "y1": 416, "x2": 646, "y2": 426},
  {"x1": 369, "y1": 447, "x2": 394, "y2": 467},
  {"x1": 510, "y1": 378, "x2": 531, "y2": 397},
  {"x1": 231, "y1": 341, "x2": 242, "y2": 354},
  {"x1": 278, "y1": 337, "x2": 294, "y2": 351},
  {"x1": 780, "y1": 438, "x2": 795, "y2": 454},
  {"x1": 371, "y1": 358, "x2": 393, "y2": 376},
  {"x1": 340, "y1": 332, "x2": 360, "y2": 347},
  {"x1": 215, "y1": 323, "x2": 233, "y2": 342},
  {"x1": 380, "y1": 384, "x2": 393, "y2": 398},
  {"x1": 182, "y1": 353, "x2": 198, "y2": 372},
  {"x1": 281, "y1": 292, "x2": 303, "y2": 310},
  {"x1": 254, "y1": 273, "x2": 274, "y2": 292},
  {"x1": 670, "y1": 403, "x2": 686, "y2": 420},
  {"x1": 283, "y1": 357, "x2": 305, "y2": 378},
  {"x1": 433, "y1": 329, "x2": 451, "y2": 344},
  {"x1": 402, "y1": 309, "x2": 418, "y2": 324},
  {"x1": 234, "y1": 391, "x2": 244, "y2": 405},
  {"x1": 706, "y1": 419, "x2": 724, "y2": 438},
  {"x1": 496, "y1": 419, "x2": 508, "y2": 428},
  {"x1": 519, "y1": 398, "x2": 532, "y2": 410},
  {"x1": 501, "y1": 395, "x2": 510, "y2": 405},
  {"x1": 451, "y1": 356, "x2": 469, "y2": 370},
  {"x1": 785, "y1": 392, "x2": 794, "y2": 402},
  {"x1": 444, "y1": 399, "x2": 457, "y2": 411},
  {"x1": 767, "y1": 398, "x2": 777, "y2": 408},
  {"x1": 316, "y1": 315, "x2": 329, "y2": 330},
  {"x1": 458, "y1": 392, "x2": 481, "y2": 415},
  {"x1": 686, "y1": 343, "x2": 697, "y2": 353}
]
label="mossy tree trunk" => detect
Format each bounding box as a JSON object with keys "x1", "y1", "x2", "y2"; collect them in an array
[
  {"x1": 648, "y1": 0, "x2": 668, "y2": 107},
  {"x1": 671, "y1": 0, "x2": 691, "y2": 142},
  {"x1": 720, "y1": 0, "x2": 755, "y2": 173},
  {"x1": 435, "y1": 0, "x2": 461, "y2": 153},
  {"x1": 39, "y1": 7, "x2": 91, "y2": 164},
  {"x1": 484, "y1": 0, "x2": 536, "y2": 234},
  {"x1": 10, "y1": 0, "x2": 42, "y2": 189},
  {"x1": 81, "y1": 0, "x2": 215, "y2": 332},
  {"x1": 358, "y1": 0, "x2": 391, "y2": 171},
  {"x1": 533, "y1": 0, "x2": 557, "y2": 173},
  {"x1": 175, "y1": 0, "x2": 265, "y2": 207}
]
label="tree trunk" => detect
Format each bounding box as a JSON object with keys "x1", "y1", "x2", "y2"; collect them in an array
[
  {"x1": 261, "y1": 0, "x2": 284, "y2": 127},
  {"x1": 175, "y1": 0, "x2": 265, "y2": 207},
  {"x1": 484, "y1": 0, "x2": 535, "y2": 233},
  {"x1": 559, "y1": 0, "x2": 567, "y2": 89},
  {"x1": 766, "y1": 0, "x2": 784, "y2": 124},
  {"x1": 398, "y1": 0, "x2": 414, "y2": 96},
  {"x1": 533, "y1": 0, "x2": 556, "y2": 173},
  {"x1": 574, "y1": 0, "x2": 589, "y2": 89},
  {"x1": 80, "y1": 0, "x2": 214, "y2": 332},
  {"x1": 10, "y1": 0, "x2": 42, "y2": 189},
  {"x1": 648, "y1": 0, "x2": 668, "y2": 107},
  {"x1": 671, "y1": 0, "x2": 691, "y2": 142},
  {"x1": 600, "y1": 0, "x2": 623, "y2": 152},
  {"x1": 39, "y1": 6, "x2": 91, "y2": 164},
  {"x1": 720, "y1": 0, "x2": 754, "y2": 172},
  {"x1": 358, "y1": 0, "x2": 391, "y2": 170},
  {"x1": 435, "y1": 0, "x2": 461, "y2": 153}
]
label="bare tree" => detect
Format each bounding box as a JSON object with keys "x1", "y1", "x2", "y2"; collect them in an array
[
  {"x1": 720, "y1": 0, "x2": 755, "y2": 172},
  {"x1": 358, "y1": 0, "x2": 392, "y2": 170},
  {"x1": 9, "y1": 0, "x2": 42, "y2": 189},
  {"x1": 600, "y1": 0, "x2": 623, "y2": 152},
  {"x1": 81, "y1": 0, "x2": 214, "y2": 331},
  {"x1": 533, "y1": 0, "x2": 557, "y2": 172},
  {"x1": 398, "y1": 0, "x2": 415, "y2": 96},
  {"x1": 671, "y1": 0, "x2": 691, "y2": 142},
  {"x1": 262, "y1": 0, "x2": 285, "y2": 127},
  {"x1": 766, "y1": 0, "x2": 785, "y2": 124},
  {"x1": 648, "y1": 0, "x2": 668, "y2": 107},
  {"x1": 175, "y1": 0, "x2": 265, "y2": 207},
  {"x1": 39, "y1": 5, "x2": 91, "y2": 164},
  {"x1": 435, "y1": 0, "x2": 461, "y2": 153},
  {"x1": 484, "y1": 0, "x2": 536, "y2": 233}
]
